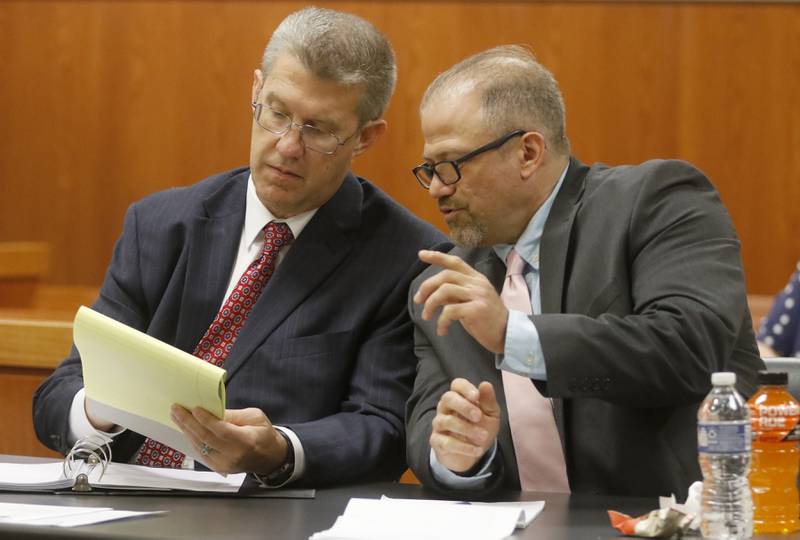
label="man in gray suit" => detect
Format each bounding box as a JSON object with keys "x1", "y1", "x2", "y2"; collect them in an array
[
  {"x1": 34, "y1": 7, "x2": 445, "y2": 488},
  {"x1": 405, "y1": 45, "x2": 763, "y2": 497}
]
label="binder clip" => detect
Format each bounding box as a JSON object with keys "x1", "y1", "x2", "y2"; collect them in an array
[{"x1": 63, "y1": 434, "x2": 113, "y2": 492}]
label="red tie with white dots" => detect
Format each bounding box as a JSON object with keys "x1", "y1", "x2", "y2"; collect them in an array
[{"x1": 133, "y1": 221, "x2": 293, "y2": 468}]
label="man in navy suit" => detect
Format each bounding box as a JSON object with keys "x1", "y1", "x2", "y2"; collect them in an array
[{"x1": 33, "y1": 7, "x2": 445, "y2": 488}]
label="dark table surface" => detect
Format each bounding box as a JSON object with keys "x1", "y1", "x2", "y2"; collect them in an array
[
  {"x1": 1, "y1": 456, "x2": 796, "y2": 539},
  {"x1": 0, "y1": 482, "x2": 656, "y2": 540}
]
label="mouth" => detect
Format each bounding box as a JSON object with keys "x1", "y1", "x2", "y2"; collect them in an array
[
  {"x1": 267, "y1": 164, "x2": 303, "y2": 180},
  {"x1": 439, "y1": 206, "x2": 465, "y2": 222}
]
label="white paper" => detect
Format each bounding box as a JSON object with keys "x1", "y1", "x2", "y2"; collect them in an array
[
  {"x1": 95, "y1": 462, "x2": 245, "y2": 492},
  {"x1": 310, "y1": 497, "x2": 544, "y2": 540},
  {"x1": 0, "y1": 502, "x2": 165, "y2": 527},
  {"x1": 0, "y1": 462, "x2": 74, "y2": 491},
  {"x1": 0, "y1": 461, "x2": 245, "y2": 493},
  {"x1": 381, "y1": 496, "x2": 545, "y2": 528}
]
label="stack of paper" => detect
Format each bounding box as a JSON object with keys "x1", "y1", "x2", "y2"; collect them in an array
[
  {"x1": 0, "y1": 502, "x2": 164, "y2": 528},
  {"x1": 73, "y1": 306, "x2": 227, "y2": 467},
  {"x1": 0, "y1": 461, "x2": 245, "y2": 493},
  {"x1": 310, "y1": 497, "x2": 544, "y2": 540}
]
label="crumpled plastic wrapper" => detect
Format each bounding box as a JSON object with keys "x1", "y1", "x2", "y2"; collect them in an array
[{"x1": 608, "y1": 481, "x2": 702, "y2": 537}]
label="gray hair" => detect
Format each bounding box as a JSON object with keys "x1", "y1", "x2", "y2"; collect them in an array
[
  {"x1": 422, "y1": 45, "x2": 570, "y2": 155},
  {"x1": 261, "y1": 7, "x2": 396, "y2": 125}
]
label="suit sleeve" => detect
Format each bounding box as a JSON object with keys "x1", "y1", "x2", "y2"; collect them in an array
[
  {"x1": 535, "y1": 161, "x2": 762, "y2": 406},
  {"x1": 405, "y1": 276, "x2": 506, "y2": 497},
  {"x1": 405, "y1": 305, "x2": 449, "y2": 488},
  {"x1": 32, "y1": 204, "x2": 151, "y2": 457},
  {"x1": 284, "y1": 240, "x2": 446, "y2": 487}
]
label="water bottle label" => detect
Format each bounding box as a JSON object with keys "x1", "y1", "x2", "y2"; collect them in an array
[{"x1": 698, "y1": 421, "x2": 751, "y2": 453}]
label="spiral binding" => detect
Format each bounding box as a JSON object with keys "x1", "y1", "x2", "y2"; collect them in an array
[{"x1": 62, "y1": 434, "x2": 113, "y2": 492}]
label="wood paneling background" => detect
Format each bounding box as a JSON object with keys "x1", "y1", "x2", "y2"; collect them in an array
[
  {"x1": 0, "y1": 367, "x2": 60, "y2": 457},
  {"x1": 1, "y1": 1, "x2": 798, "y2": 294}
]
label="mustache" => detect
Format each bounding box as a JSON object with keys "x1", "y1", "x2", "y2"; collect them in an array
[{"x1": 438, "y1": 196, "x2": 462, "y2": 209}]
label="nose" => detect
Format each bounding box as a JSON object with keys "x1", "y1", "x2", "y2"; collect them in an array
[
  {"x1": 275, "y1": 123, "x2": 305, "y2": 159},
  {"x1": 427, "y1": 174, "x2": 456, "y2": 199}
]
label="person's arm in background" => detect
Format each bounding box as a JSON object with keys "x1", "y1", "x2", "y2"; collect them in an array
[{"x1": 757, "y1": 263, "x2": 800, "y2": 357}]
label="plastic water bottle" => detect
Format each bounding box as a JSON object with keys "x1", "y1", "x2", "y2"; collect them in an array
[
  {"x1": 747, "y1": 370, "x2": 800, "y2": 534},
  {"x1": 698, "y1": 371, "x2": 753, "y2": 539}
]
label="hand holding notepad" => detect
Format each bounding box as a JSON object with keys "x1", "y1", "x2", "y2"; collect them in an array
[{"x1": 73, "y1": 306, "x2": 226, "y2": 466}]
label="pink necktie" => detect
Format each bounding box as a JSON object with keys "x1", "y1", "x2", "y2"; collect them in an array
[
  {"x1": 500, "y1": 248, "x2": 570, "y2": 492},
  {"x1": 133, "y1": 221, "x2": 293, "y2": 467}
]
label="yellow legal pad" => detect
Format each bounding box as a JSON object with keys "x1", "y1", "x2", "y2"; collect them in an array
[{"x1": 73, "y1": 306, "x2": 226, "y2": 466}]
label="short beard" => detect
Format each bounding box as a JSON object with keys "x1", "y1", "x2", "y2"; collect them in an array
[{"x1": 448, "y1": 213, "x2": 487, "y2": 248}]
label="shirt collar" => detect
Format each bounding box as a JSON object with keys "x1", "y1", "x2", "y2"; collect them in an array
[
  {"x1": 244, "y1": 174, "x2": 318, "y2": 249},
  {"x1": 494, "y1": 162, "x2": 570, "y2": 270}
]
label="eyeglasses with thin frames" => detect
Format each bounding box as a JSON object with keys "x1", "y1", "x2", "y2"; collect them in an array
[
  {"x1": 251, "y1": 102, "x2": 358, "y2": 155},
  {"x1": 412, "y1": 129, "x2": 526, "y2": 189}
]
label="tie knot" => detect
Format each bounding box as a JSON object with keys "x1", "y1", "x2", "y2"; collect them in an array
[
  {"x1": 262, "y1": 221, "x2": 294, "y2": 252},
  {"x1": 505, "y1": 248, "x2": 526, "y2": 276}
]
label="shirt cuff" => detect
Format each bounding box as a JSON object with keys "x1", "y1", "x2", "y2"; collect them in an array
[
  {"x1": 274, "y1": 426, "x2": 305, "y2": 485},
  {"x1": 496, "y1": 309, "x2": 547, "y2": 379},
  {"x1": 68, "y1": 388, "x2": 125, "y2": 447},
  {"x1": 429, "y1": 441, "x2": 497, "y2": 489}
]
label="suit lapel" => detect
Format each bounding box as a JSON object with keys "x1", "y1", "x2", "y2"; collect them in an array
[
  {"x1": 222, "y1": 173, "x2": 363, "y2": 381},
  {"x1": 174, "y1": 172, "x2": 248, "y2": 353},
  {"x1": 471, "y1": 247, "x2": 505, "y2": 294},
  {"x1": 539, "y1": 157, "x2": 588, "y2": 314},
  {"x1": 537, "y1": 158, "x2": 588, "y2": 476}
]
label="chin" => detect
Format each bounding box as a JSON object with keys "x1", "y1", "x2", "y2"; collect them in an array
[
  {"x1": 447, "y1": 213, "x2": 488, "y2": 248},
  {"x1": 449, "y1": 227, "x2": 485, "y2": 249},
  {"x1": 252, "y1": 185, "x2": 295, "y2": 217}
]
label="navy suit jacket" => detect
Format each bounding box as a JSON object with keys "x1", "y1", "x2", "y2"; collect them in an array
[{"x1": 33, "y1": 167, "x2": 447, "y2": 487}]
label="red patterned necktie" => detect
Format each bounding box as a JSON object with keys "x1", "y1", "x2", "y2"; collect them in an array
[
  {"x1": 500, "y1": 248, "x2": 570, "y2": 492},
  {"x1": 133, "y1": 221, "x2": 293, "y2": 467}
]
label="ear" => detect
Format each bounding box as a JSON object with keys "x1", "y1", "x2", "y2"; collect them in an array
[
  {"x1": 352, "y1": 119, "x2": 387, "y2": 158},
  {"x1": 252, "y1": 69, "x2": 264, "y2": 103},
  {"x1": 519, "y1": 131, "x2": 547, "y2": 179}
]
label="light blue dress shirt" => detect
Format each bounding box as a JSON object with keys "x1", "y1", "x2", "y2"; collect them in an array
[
  {"x1": 429, "y1": 163, "x2": 569, "y2": 488},
  {"x1": 493, "y1": 164, "x2": 568, "y2": 380}
]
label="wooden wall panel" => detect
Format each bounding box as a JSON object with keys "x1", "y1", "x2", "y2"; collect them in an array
[
  {"x1": 0, "y1": 367, "x2": 60, "y2": 458},
  {"x1": 0, "y1": 1, "x2": 798, "y2": 294}
]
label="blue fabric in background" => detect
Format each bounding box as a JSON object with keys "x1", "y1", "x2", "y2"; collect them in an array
[{"x1": 758, "y1": 262, "x2": 800, "y2": 357}]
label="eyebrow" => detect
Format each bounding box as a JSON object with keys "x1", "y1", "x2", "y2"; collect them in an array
[
  {"x1": 263, "y1": 91, "x2": 341, "y2": 132},
  {"x1": 422, "y1": 148, "x2": 464, "y2": 163}
]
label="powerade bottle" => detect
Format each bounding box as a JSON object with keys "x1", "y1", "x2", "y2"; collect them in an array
[
  {"x1": 698, "y1": 371, "x2": 753, "y2": 539},
  {"x1": 747, "y1": 370, "x2": 800, "y2": 534}
]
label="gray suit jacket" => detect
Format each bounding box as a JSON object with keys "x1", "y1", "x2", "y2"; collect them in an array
[
  {"x1": 406, "y1": 157, "x2": 764, "y2": 498},
  {"x1": 34, "y1": 167, "x2": 447, "y2": 487}
]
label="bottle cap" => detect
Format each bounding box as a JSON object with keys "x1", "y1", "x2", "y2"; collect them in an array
[
  {"x1": 711, "y1": 372, "x2": 736, "y2": 386},
  {"x1": 757, "y1": 370, "x2": 788, "y2": 385}
]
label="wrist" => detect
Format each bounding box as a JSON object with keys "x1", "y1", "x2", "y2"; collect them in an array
[
  {"x1": 84, "y1": 402, "x2": 114, "y2": 432},
  {"x1": 254, "y1": 429, "x2": 294, "y2": 487}
]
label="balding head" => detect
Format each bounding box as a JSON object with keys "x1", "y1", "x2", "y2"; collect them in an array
[{"x1": 422, "y1": 45, "x2": 569, "y2": 156}]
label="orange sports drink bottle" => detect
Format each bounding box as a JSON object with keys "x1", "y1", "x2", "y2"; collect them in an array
[{"x1": 747, "y1": 370, "x2": 800, "y2": 534}]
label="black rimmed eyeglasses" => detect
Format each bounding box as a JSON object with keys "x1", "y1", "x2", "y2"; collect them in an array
[{"x1": 412, "y1": 129, "x2": 526, "y2": 189}]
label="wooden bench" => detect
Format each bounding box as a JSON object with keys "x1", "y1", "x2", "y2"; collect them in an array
[
  {"x1": 0, "y1": 242, "x2": 50, "y2": 309},
  {"x1": 0, "y1": 283, "x2": 98, "y2": 458}
]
